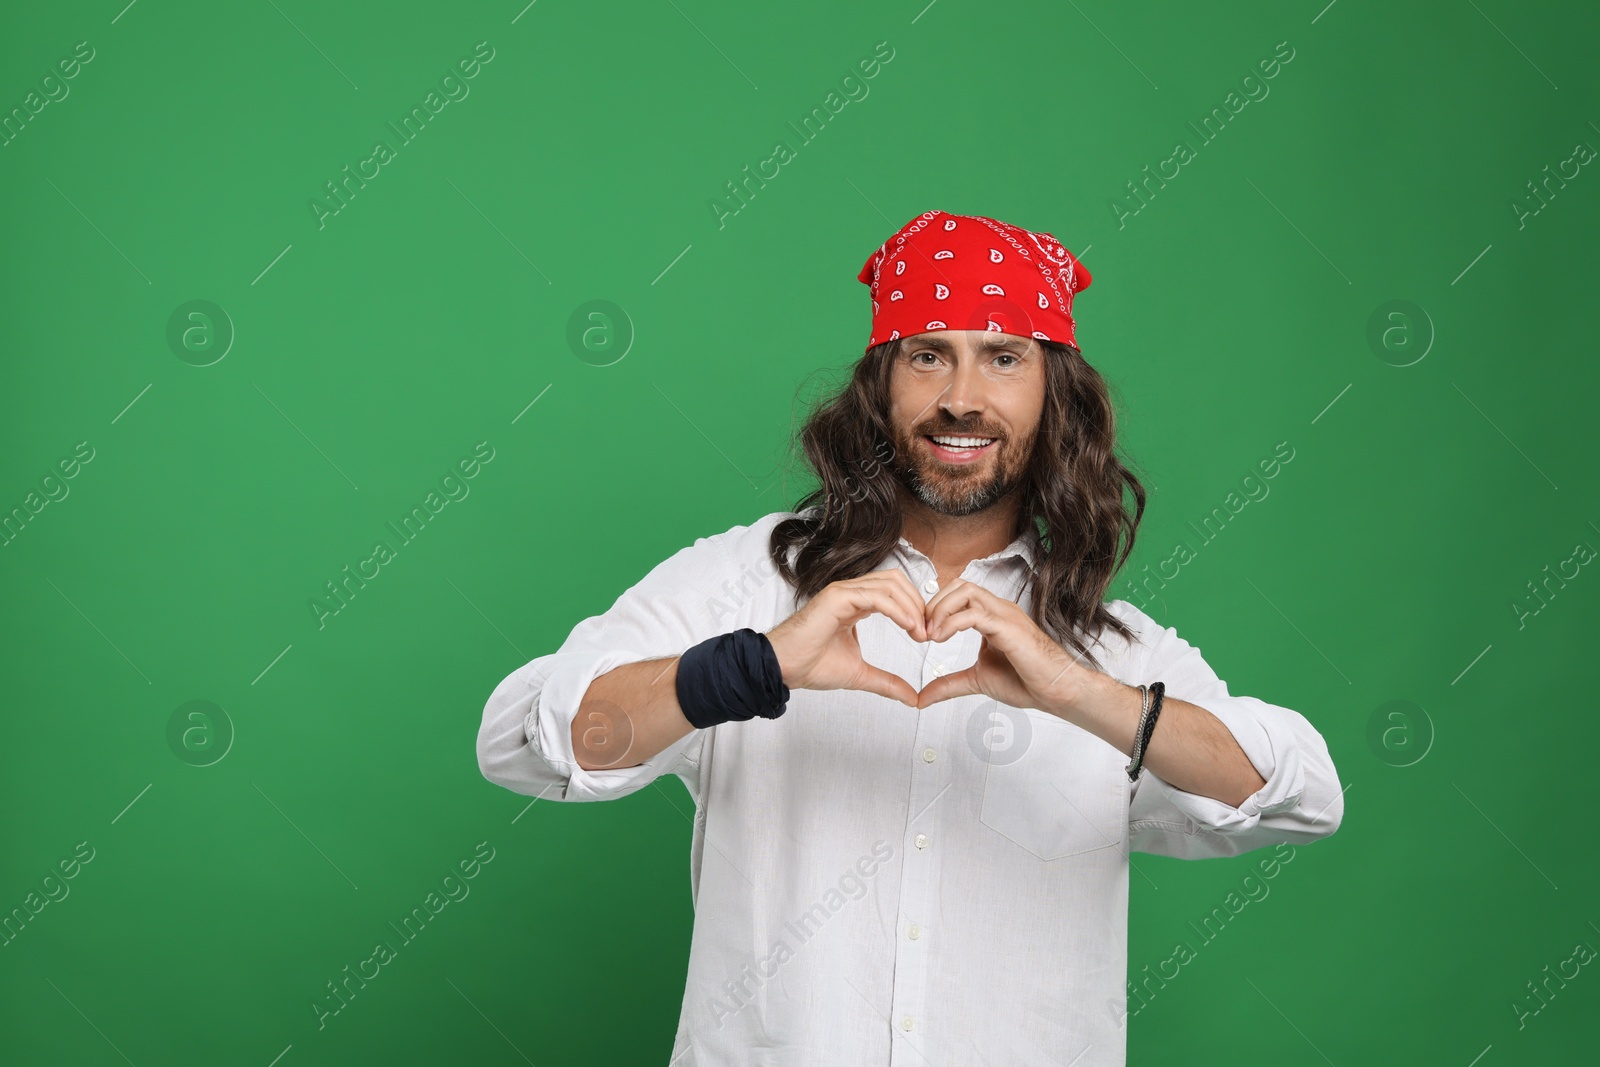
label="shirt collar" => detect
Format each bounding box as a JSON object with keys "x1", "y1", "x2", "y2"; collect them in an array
[
  {"x1": 893, "y1": 523, "x2": 1039, "y2": 572},
  {"x1": 798, "y1": 505, "x2": 1041, "y2": 574}
]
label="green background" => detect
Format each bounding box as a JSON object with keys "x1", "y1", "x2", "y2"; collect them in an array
[{"x1": 3, "y1": 0, "x2": 1596, "y2": 1063}]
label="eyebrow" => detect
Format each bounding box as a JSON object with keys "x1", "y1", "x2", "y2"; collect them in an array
[{"x1": 907, "y1": 334, "x2": 1032, "y2": 352}]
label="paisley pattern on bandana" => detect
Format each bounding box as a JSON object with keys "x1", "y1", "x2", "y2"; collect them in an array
[{"x1": 855, "y1": 209, "x2": 1091, "y2": 352}]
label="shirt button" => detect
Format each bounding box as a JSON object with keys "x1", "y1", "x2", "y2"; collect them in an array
[
  {"x1": 928, "y1": 663, "x2": 944, "y2": 677},
  {"x1": 922, "y1": 747, "x2": 936, "y2": 763},
  {"x1": 908, "y1": 923, "x2": 921, "y2": 940},
  {"x1": 901, "y1": 1016, "x2": 914, "y2": 1031},
  {"x1": 915, "y1": 833, "x2": 929, "y2": 849},
  {"x1": 921, "y1": 579, "x2": 939, "y2": 595}
]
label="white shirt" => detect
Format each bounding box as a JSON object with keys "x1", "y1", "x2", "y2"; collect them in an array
[{"x1": 477, "y1": 510, "x2": 1343, "y2": 1066}]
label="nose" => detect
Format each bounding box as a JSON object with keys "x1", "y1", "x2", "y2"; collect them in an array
[{"x1": 939, "y1": 359, "x2": 984, "y2": 421}]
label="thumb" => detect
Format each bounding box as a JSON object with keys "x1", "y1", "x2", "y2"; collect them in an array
[
  {"x1": 916, "y1": 667, "x2": 981, "y2": 709},
  {"x1": 847, "y1": 663, "x2": 922, "y2": 709}
]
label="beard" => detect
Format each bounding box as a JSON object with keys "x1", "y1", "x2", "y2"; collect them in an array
[{"x1": 888, "y1": 417, "x2": 1031, "y2": 517}]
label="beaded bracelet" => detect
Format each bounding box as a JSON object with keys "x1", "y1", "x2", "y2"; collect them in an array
[{"x1": 1125, "y1": 681, "x2": 1167, "y2": 781}]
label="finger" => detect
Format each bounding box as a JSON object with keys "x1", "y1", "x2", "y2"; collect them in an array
[
  {"x1": 927, "y1": 606, "x2": 996, "y2": 645},
  {"x1": 925, "y1": 577, "x2": 982, "y2": 624},
  {"x1": 885, "y1": 567, "x2": 929, "y2": 608},
  {"x1": 925, "y1": 586, "x2": 983, "y2": 640},
  {"x1": 863, "y1": 572, "x2": 929, "y2": 638},
  {"x1": 863, "y1": 569, "x2": 932, "y2": 634},
  {"x1": 836, "y1": 584, "x2": 926, "y2": 641},
  {"x1": 917, "y1": 666, "x2": 981, "y2": 708},
  {"x1": 923, "y1": 573, "x2": 960, "y2": 606},
  {"x1": 848, "y1": 662, "x2": 922, "y2": 708},
  {"x1": 929, "y1": 583, "x2": 1022, "y2": 641},
  {"x1": 853, "y1": 573, "x2": 928, "y2": 641}
]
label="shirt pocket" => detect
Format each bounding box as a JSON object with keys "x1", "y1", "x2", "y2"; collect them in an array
[{"x1": 975, "y1": 702, "x2": 1128, "y2": 861}]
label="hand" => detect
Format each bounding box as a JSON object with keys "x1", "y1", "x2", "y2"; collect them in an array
[
  {"x1": 915, "y1": 578, "x2": 1097, "y2": 716},
  {"x1": 765, "y1": 570, "x2": 929, "y2": 708}
]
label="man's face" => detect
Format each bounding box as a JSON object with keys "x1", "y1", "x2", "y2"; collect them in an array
[{"x1": 885, "y1": 330, "x2": 1046, "y2": 517}]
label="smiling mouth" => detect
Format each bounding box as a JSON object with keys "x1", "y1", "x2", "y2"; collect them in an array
[{"x1": 923, "y1": 434, "x2": 998, "y2": 463}]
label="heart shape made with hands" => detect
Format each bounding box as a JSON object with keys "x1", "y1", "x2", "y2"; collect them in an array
[
  {"x1": 854, "y1": 576, "x2": 1091, "y2": 714},
  {"x1": 891, "y1": 596, "x2": 1022, "y2": 710}
]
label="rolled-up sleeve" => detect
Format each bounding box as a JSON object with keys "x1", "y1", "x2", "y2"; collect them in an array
[
  {"x1": 476, "y1": 532, "x2": 740, "y2": 804},
  {"x1": 1116, "y1": 602, "x2": 1345, "y2": 859}
]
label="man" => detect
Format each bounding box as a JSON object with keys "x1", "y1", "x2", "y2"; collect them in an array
[{"x1": 477, "y1": 209, "x2": 1343, "y2": 1066}]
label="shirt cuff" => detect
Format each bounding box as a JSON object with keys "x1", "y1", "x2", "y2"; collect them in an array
[
  {"x1": 530, "y1": 650, "x2": 701, "y2": 802},
  {"x1": 1147, "y1": 694, "x2": 1307, "y2": 832}
]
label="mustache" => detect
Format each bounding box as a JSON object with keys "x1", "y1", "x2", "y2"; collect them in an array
[{"x1": 915, "y1": 423, "x2": 1004, "y2": 438}]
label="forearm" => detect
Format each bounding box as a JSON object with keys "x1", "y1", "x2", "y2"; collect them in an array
[
  {"x1": 571, "y1": 657, "x2": 696, "y2": 771},
  {"x1": 1059, "y1": 672, "x2": 1267, "y2": 808}
]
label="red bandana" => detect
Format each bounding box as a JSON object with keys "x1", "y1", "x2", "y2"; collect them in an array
[{"x1": 856, "y1": 210, "x2": 1092, "y2": 353}]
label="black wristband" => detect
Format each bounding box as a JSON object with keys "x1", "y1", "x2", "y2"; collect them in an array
[
  {"x1": 1140, "y1": 682, "x2": 1166, "y2": 751},
  {"x1": 675, "y1": 628, "x2": 791, "y2": 730}
]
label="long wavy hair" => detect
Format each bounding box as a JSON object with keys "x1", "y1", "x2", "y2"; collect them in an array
[{"x1": 768, "y1": 337, "x2": 1147, "y2": 670}]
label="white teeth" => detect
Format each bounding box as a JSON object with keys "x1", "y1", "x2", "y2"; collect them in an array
[{"x1": 930, "y1": 435, "x2": 995, "y2": 448}]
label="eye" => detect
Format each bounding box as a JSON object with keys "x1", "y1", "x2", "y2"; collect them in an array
[
  {"x1": 910, "y1": 351, "x2": 940, "y2": 366},
  {"x1": 994, "y1": 353, "x2": 1019, "y2": 367}
]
